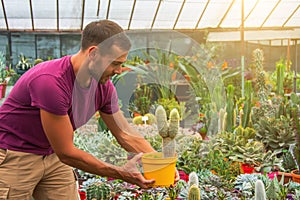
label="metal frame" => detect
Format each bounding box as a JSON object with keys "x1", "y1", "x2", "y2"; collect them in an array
[{"x1": 0, "y1": 0, "x2": 299, "y2": 33}]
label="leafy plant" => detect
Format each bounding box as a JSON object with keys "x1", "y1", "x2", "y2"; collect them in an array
[
  {"x1": 128, "y1": 85, "x2": 153, "y2": 116},
  {"x1": 15, "y1": 53, "x2": 33, "y2": 71},
  {"x1": 254, "y1": 115, "x2": 295, "y2": 152}
]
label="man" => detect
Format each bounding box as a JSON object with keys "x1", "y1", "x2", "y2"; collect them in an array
[{"x1": 0, "y1": 19, "x2": 156, "y2": 199}]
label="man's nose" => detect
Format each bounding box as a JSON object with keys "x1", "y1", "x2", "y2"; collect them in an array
[{"x1": 114, "y1": 65, "x2": 122, "y2": 74}]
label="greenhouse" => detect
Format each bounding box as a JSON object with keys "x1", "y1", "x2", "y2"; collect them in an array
[{"x1": 0, "y1": 0, "x2": 300, "y2": 199}]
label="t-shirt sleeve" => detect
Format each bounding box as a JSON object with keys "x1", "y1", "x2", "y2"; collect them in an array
[
  {"x1": 29, "y1": 75, "x2": 70, "y2": 115},
  {"x1": 99, "y1": 81, "x2": 120, "y2": 114}
]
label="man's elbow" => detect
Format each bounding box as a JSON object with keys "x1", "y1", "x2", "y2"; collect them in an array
[{"x1": 55, "y1": 151, "x2": 74, "y2": 166}]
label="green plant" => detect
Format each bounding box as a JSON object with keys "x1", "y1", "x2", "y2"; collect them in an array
[
  {"x1": 213, "y1": 126, "x2": 263, "y2": 167},
  {"x1": 176, "y1": 136, "x2": 206, "y2": 174},
  {"x1": 155, "y1": 105, "x2": 179, "y2": 158},
  {"x1": 266, "y1": 175, "x2": 290, "y2": 200},
  {"x1": 254, "y1": 115, "x2": 295, "y2": 152},
  {"x1": 33, "y1": 58, "x2": 44, "y2": 66},
  {"x1": 226, "y1": 84, "x2": 235, "y2": 132},
  {"x1": 251, "y1": 49, "x2": 276, "y2": 124},
  {"x1": 241, "y1": 80, "x2": 253, "y2": 128},
  {"x1": 15, "y1": 53, "x2": 32, "y2": 71},
  {"x1": 281, "y1": 149, "x2": 296, "y2": 172},
  {"x1": 156, "y1": 97, "x2": 190, "y2": 120},
  {"x1": 0, "y1": 52, "x2": 17, "y2": 85},
  {"x1": 255, "y1": 150, "x2": 283, "y2": 173},
  {"x1": 86, "y1": 181, "x2": 111, "y2": 200},
  {"x1": 234, "y1": 173, "x2": 269, "y2": 198},
  {"x1": 128, "y1": 85, "x2": 153, "y2": 116},
  {"x1": 124, "y1": 50, "x2": 178, "y2": 100},
  {"x1": 204, "y1": 102, "x2": 220, "y2": 135},
  {"x1": 188, "y1": 184, "x2": 201, "y2": 200},
  {"x1": 74, "y1": 131, "x2": 128, "y2": 166},
  {"x1": 166, "y1": 180, "x2": 185, "y2": 200},
  {"x1": 276, "y1": 59, "x2": 285, "y2": 95}
]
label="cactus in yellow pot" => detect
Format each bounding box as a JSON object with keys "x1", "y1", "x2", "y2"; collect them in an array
[{"x1": 155, "y1": 105, "x2": 179, "y2": 158}]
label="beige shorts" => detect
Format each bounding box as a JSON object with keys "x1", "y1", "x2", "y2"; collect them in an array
[{"x1": 0, "y1": 149, "x2": 79, "y2": 200}]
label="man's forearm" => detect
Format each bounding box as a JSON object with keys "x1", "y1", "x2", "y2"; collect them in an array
[{"x1": 116, "y1": 132, "x2": 155, "y2": 153}]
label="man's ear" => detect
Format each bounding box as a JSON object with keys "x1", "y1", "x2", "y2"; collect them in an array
[{"x1": 88, "y1": 46, "x2": 98, "y2": 60}]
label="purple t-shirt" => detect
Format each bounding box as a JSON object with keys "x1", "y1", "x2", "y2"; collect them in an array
[{"x1": 0, "y1": 56, "x2": 119, "y2": 155}]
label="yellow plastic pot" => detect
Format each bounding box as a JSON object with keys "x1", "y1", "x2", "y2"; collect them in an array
[{"x1": 141, "y1": 152, "x2": 177, "y2": 187}]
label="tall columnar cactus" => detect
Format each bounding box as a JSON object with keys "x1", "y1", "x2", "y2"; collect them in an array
[
  {"x1": 253, "y1": 48, "x2": 268, "y2": 103},
  {"x1": 188, "y1": 185, "x2": 201, "y2": 200},
  {"x1": 226, "y1": 84, "x2": 235, "y2": 132},
  {"x1": 218, "y1": 108, "x2": 226, "y2": 132},
  {"x1": 205, "y1": 102, "x2": 219, "y2": 135},
  {"x1": 155, "y1": 105, "x2": 180, "y2": 158},
  {"x1": 254, "y1": 179, "x2": 266, "y2": 200},
  {"x1": 276, "y1": 60, "x2": 285, "y2": 96},
  {"x1": 252, "y1": 49, "x2": 276, "y2": 123},
  {"x1": 242, "y1": 80, "x2": 253, "y2": 128}
]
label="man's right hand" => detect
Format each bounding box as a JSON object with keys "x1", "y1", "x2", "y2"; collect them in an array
[{"x1": 120, "y1": 153, "x2": 155, "y2": 189}]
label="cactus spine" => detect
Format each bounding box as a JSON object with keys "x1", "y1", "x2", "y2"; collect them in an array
[
  {"x1": 155, "y1": 105, "x2": 179, "y2": 158},
  {"x1": 254, "y1": 179, "x2": 266, "y2": 200},
  {"x1": 188, "y1": 185, "x2": 201, "y2": 200}
]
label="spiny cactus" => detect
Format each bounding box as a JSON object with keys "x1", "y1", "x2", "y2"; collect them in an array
[
  {"x1": 132, "y1": 116, "x2": 143, "y2": 125},
  {"x1": 188, "y1": 172, "x2": 199, "y2": 188},
  {"x1": 188, "y1": 185, "x2": 201, "y2": 200},
  {"x1": 86, "y1": 182, "x2": 111, "y2": 200},
  {"x1": 226, "y1": 84, "x2": 235, "y2": 132},
  {"x1": 242, "y1": 80, "x2": 253, "y2": 128},
  {"x1": 155, "y1": 105, "x2": 180, "y2": 158},
  {"x1": 253, "y1": 48, "x2": 268, "y2": 103},
  {"x1": 252, "y1": 49, "x2": 276, "y2": 124},
  {"x1": 276, "y1": 59, "x2": 285, "y2": 96},
  {"x1": 254, "y1": 179, "x2": 266, "y2": 200},
  {"x1": 218, "y1": 108, "x2": 226, "y2": 132}
]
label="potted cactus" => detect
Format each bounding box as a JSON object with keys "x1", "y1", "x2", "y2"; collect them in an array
[{"x1": 141, "y1": 105, "x2": 179, "y2": 186}]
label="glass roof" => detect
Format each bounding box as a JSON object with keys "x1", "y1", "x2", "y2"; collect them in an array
[{"x1": 0, "y1": 0, "x2": 299, "y2": 41}]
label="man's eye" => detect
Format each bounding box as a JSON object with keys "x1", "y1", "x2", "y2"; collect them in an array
[{"x1": 113, "y1": 63, "x2": 121, "y2": 67}]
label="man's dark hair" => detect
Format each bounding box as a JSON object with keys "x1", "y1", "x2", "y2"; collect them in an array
[{"x1": 81, "y1": 20, "x2": 131, "y2": 52}]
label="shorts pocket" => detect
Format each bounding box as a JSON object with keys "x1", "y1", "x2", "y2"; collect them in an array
[
  {"x1": 0, "y1": 149, "x2": 8, "y2": 166},
  {"x1": 0, "y1": 183, "x2": 31, "y2": 200},
  {"x1": 0, "y1": 186, "x2": 9, "y2": 200}
]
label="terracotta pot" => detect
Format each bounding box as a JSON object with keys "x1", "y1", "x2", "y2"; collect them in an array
[
  {"x1": 0, "y1": 82, "x2": 7, "y2": 98},
  {"x1": 277, "y1": 171, "x2": 293, "y2": 184},
  {"x1": 291, "y1": 169, "x2": 300, "y2": 183}
]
